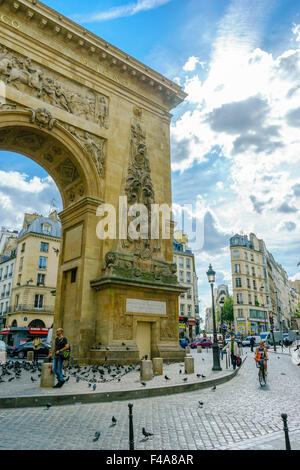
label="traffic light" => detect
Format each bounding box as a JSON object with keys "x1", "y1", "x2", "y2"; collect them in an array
[{"x1": 269, "y1": 313, "x2": 274, "y2": 326}]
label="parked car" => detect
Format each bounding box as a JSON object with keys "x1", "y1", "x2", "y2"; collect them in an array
[
  {"x1": 10, "y1": 340, "x2": 51, "y2": 359},
  {"x1": 179, "y1": 338, "x2": 188, "y2": 349},
  {"x1": 190, "y1": 339, "x2": 212, "y2": 349},
  {"x1": 241, "y1": 335, "x2": 261, "y2": 347}
]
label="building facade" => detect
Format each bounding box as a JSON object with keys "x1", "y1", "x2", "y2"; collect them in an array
[
  {"x1": 230, "y1": 233, "x2": 271, "y2": 336},
  {"x1": 173, "y1": 231, "x2": 199, "y2": 340},
  {"x1": 7, "y1": 212, "x2": 61, "y2": 329}
]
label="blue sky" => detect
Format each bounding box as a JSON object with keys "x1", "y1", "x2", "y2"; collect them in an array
[{"x1": 1, "y1": 0, "x2": 300, "y2": 318}]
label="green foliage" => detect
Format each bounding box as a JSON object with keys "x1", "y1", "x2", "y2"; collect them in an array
[{"x1": 222, "y1": 296, "x2": 234, "y2": 324}]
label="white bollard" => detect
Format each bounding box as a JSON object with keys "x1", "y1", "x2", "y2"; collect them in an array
[
  {"x1": 184, "y1": 356, "x2": 194, "y2": 374},
  {"x1": 0, "y1": 351, "x2": 7, "y2": 364},
  {"x1": 152, "y1": 358, "x2": 163, "y2": 376},
  {"x1": 197, "y1": 346, "x2": 202, "y2": 353},
  {"x1": 140, "y1": 360, "x2": 153, "y2": 381},
  {"x1": 27, "y1": 351, "x2": 34, "y2": 362},
  {"x1": 40, "y1": 362, "x2": 55, "y2": 388}
]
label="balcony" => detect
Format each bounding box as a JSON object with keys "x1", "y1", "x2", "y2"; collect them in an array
[{"x1": 9, "y1": 304, "x2": 54, "y2": 314}]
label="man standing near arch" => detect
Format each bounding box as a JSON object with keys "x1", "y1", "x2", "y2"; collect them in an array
[{"x1": 47, "y1": 327, "x2": 69, "y2": 388}]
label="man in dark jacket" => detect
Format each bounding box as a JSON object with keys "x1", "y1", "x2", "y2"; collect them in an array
[
  {"x1": 250, "y1": 336, "x2": 255, "y2": 352},
  {"x1": 47, "y1": 328, "x2": 69, "y2": 388}
]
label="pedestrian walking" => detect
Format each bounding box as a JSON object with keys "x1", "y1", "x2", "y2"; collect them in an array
[
  {"x1": 250, "y1": 336, "x2": 255, "y2": 352},
  {"x1": 47, "y1": 327, "x2": 70, "y2": 388},
  {"x1": 33, "y1": 336, "x2": 42, "y2": 364},
  {"x1": 222, "y1": 336, "x2": 240, "y2": 370}
]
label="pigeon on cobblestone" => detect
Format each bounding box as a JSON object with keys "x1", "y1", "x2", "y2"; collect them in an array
[
  {"x1": 93, "y1": 384, "x2": 96, "y2": 391},
  {"x1": 183, "y1": 378, "x2": 188, "y2": 382},
  {"x1": 142, "y1": 427, "x2": 153, "y2": 439},
  {"x1": 211, "y1": 385, "x2": 216, "y2": 391},
  {"x1": 45, "y1": 403, "x2": 52, "y2": 410},
  {"x1": 112, "y1": 416, "x2": 117, "y2": 426},
  {"x1": 93, "y1": 431, "x2": 101, "y2": 442},
  {"x1": 198, "y1": 401, "x2": 204, "y2": 407},
  {"x1": 31, "y1": 376, "x2": 36, "y2": 382},
  {"x1": 165, "y1": 375, "x2": 171, "y2": 380},
  {"x1": 141, "y1": 382, "x2": 147, "y2": 386}
]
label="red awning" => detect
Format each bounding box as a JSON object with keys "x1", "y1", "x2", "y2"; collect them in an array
[
  {"x1": 0, "y1": 328, "x2": 11, "y2": 334},
  {"x1": 29, "y1": 328, "x2": 49, "y2": 335}
]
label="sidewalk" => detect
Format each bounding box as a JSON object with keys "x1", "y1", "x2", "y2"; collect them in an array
[
  {"x1": 0, "y1": 348, "x2": 244, "y2": 408},
  {"x1": 220, "y1": 428, "x2": 300, "y2": 450}
]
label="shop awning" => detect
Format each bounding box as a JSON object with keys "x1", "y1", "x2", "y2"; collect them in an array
[
  {"x1": 29, "y1": 328, "x2": 49, "y2": 335},
  {"x1": 0, "y1": 328, "x2": 11, "y2": 334}
]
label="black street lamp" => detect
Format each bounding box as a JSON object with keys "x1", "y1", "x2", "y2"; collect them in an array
[{"x1": 206, "y1": 264, "x2": 222, "y2": 371}]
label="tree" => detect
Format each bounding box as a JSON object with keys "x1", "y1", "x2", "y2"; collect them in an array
[{"x1": 222, "y1": 296, "x2": 234, "y2": 325}]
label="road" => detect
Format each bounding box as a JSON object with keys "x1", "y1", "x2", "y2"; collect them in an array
[{"x1": 0, "y1": 349, "x2": 299, "y2": 450}]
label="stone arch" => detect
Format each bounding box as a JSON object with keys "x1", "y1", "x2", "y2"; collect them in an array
[
  {"x1": 0, "y1": 109, "x2": 102, "y2": 207},
  {"x1": 28, "y1": 319, "x2": 45, "y2": 328},
  {"x1": 11, "y1": 320, "x2": 17, "y2": 327}
]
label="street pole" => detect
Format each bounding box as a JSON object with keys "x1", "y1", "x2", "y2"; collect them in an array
[
  {"x1": 275, "y1": 291, "x2": 284, "y2": 347},
  {"x1": 210, "y1": 283, "x2": 222, "y2": 371},
  {"x1": 128, "y1": 403, "x2": 134, "y2": 450}
]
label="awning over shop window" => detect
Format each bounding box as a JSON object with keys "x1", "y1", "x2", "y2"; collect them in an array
[{"x1": 29, "y1": 328, "x2": 49, "y2": 335}]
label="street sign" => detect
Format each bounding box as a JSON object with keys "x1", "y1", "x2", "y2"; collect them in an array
[{"x1": 271, "y1": 324, "x2": 275, "y2": 329}]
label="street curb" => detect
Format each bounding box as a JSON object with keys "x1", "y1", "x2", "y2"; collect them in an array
[{"x1": 0, "y1": 357, "x2": 246, "y2": 409}]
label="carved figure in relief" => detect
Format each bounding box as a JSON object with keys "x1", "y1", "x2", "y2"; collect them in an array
[
  {"x1": 82, "y1": 131, "x2": 105, "y2": 177},
  {"x1": 97, "y1": 96, "x2": 108, "y2": 128},
  {"x1": 6, "y1": 59, "x2": 31, "y2": 87},
  {"x1": 29, "y1": 107, "x2": 56, "y2": 130}
]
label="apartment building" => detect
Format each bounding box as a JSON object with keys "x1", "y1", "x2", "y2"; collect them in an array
[
  {"x1": 173, "y1": 231, "x2": 199, "y2": 340},
  {"x1": 7, "y1": 212, "x2": 61, "y2": 329},
  {"x1": 230, "y1": 233, "x2": 271, "y2": 336}
]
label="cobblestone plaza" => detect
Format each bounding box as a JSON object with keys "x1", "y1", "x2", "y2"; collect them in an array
[{"x1": 0, "y1": 350, "x2": 299, "y2": 450}]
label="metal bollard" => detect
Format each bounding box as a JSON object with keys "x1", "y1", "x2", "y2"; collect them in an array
[
  {"x1": 225, "y1": 352, "x2": 228, "y2": 369},
  {"x1": 281, "y1": 414, "x2": 291, "y2": 450},
  {"x1": 128, "y1": 403, "x2": 134, "y2": 450}
]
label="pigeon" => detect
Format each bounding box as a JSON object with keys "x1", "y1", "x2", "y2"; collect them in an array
[
  {"x1": 45, "y1": 403, "x2": 52, "y2": 410},
  {"x1": 141, "y1": 382, "x2": 147, "y2": 386},
  {"x1": 277, "y1": 357, "x2": 280, "y2": 359},
  {"x1": 93, "y1": 431, "x2": 101, "y2": 442},
  {"x1": 198, "y1": 401, "x2": 204, "y2": 407},
  {"x1": 31, "y1": 376, "x2": 36, "y2": 382},
  {"x1": 183, "y1": 378, "x2": 188, "y2": 382},
  {"x1": 106, "y1": 347, "x2": 110, "y2": 351},
  {"x1": 8, "y1": 377, "x2": 14, "y2": 382},
  {"x1": 88, "y1": 383, "x2": 92, "y2": 387},
  {"x1": 281, "y1": 373, "x2": 286, "y2": 376},
  {"x1": 202, "y1": 375, "x2": 206, "y2": 378},
  {"x1": 179, "y1": 369, "x2": 182, "y2": 374},
  {"x1": 165, "y1": 375, "x2": 171, "y2": 380},
  {"x1": 196, "y1": 374, "x2": 201, "y2": 378},
  {"x1": 122, "y1": 343, "x2": 126, "y2": 346},
  {"x1": 142, "y1": 427, "x2": 153, "y2": 439},
  {"x1": 144, "y1": 355, "x2": 148, "y2": 360},
  {"x1": 112, "y1": 416, "x2": 117, "y2": 425},
  {"x1": 93, "y1": 384, "x2": 96, "y2": 391},
  {"x1": 211, "y1": 385, "x2": 216, "y2": 391},
  {"x1": 76, "y1": 376, "x2": 80, "y2": 383}
]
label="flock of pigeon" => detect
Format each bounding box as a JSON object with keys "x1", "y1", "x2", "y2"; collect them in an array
[{"x1": 0, "y1": 360, "x2": 42, "y2": 384}]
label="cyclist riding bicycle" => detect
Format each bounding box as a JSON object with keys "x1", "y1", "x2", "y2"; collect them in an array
[{"x1": 255, "y1": 340, "x2": 269, "y2": 375}]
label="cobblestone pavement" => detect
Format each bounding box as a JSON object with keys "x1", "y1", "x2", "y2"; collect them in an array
[
  {"x1": 0, "y1": 348, "x2": 234, "y2": 397},
  {"x1": 0, "y1": 350, "x2": 299, "y2": 450}
]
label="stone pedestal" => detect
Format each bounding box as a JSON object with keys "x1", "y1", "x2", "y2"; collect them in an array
[
  {"x1": 184, "y1": 356, "x2": 194, "y2": 374},
  {"x1": 152, "y1": 357, "x2": 163, "y2": 376},
  {"x1": 197, "y1": 346, "x2": 202, "y2": 353},
  {"x1": 140, "y1": 360, "x2": 153, "y2": 381},
  {"x1": 27, "y1": 351, "x2": 34, "y2": 362},
  {"x1": 40, "y1": 362, "x2": 55, "y2": 388},
  {"x1": 0, "y1": 351, "x2": 6, "y2": 364},
  {"x1": 185, "y1": 346, "x2": 190, "y2": 354}
]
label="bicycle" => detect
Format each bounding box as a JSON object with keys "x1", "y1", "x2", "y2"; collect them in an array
[{"x1": 256, "y1": 359, "x2": 267, "y2": 387}]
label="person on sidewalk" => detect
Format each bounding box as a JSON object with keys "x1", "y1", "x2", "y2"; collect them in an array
[
  {"x1": 47, "y1": 327, "x2": 69, "y2": 388},
  {"x1": 222, "y1": 336, "x2": 240, "y2": 370},
  {"x1": 250, "y1": 336, "x2": 255, "y2": 352},
  {"x1": 255, "y1": 340, "x2": 269, "y2": 375},
  {"x1": 33, "y1": 336, "x2": 42, "y2": 364}
]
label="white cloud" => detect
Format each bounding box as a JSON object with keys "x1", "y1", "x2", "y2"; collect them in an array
[
  {"x1": 73, "y1": 0, "x2": 172, "y2": 23},
  {"x1": 183, "y1": 56, "x2": 205, "y2": 72}
]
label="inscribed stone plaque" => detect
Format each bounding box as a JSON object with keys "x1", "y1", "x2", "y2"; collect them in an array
[
  {"x1": 64, "y1": 225, "x2": 83, "y2": 262},
  {"x1": 126, "y1": 298, "x2": 166, "y2": 315}
]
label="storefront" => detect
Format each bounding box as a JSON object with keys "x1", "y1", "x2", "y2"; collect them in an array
[{"x1": 0, "y1": 327, "x2": 49, "y2": 347}]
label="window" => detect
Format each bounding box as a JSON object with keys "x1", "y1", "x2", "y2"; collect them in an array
[
  {"x1": 17, "y1": 274, "x2": 21, "y2": 286},
  {"x1": 244, "y1": 251, "x2": 248, "y2": 259},
  {"x1": 39, "y1": 257, "x2": 47, "y2": 270},
  {"x1": 186, "y1": 272, "x2": 191, "y2": 283},
  {"x1": 251, "y1": 266, "x2": 255, "y2": 277},
  {"x1": 34, "y1": 294, "x2": 44, "y2": 309},
  {"x1": 247, "y1": 278, "x2": 250, "y2": 288},
  {"x1": 187, "y1": 305, "x2": 192, "y2": 314},
  {"x1": 235, "y1": 277, "x2": 242, "y2": 288},
  {"x1": 250, "y1": 254, "x2": 254, "y2": 262},
  {"x1": 15, "y1": 295, "x2": 19, "y2": 308},
  {"x1": 6, "y1": 283, "x2": 11, "y2": 296},
  {"x1": 42, "y1": 223, "x2": 51, "y2": 234},
  {"x1": 237, "y1": 293, "x2": 243, "y2": 304},
  {"x1": 180, "y1": 293, "x2": 185, "y2": 299},
  {"x1": 234, "y1": 264, "x2": 240, "y2": 274},
  {"x1": 9, "y1": 265, "x2": 13, "y2": 277},
  {"x1": 245, "y1": 264, "x2": 249, "y2": 275},
  {"x1": 21, "y1": 243, "x2": 25, "y2": 253},
  {"x1": 237, "y1": 308, "x2": 243, "y2": 317},
  {"x1": 179, "y1": 257, "x2": 184, "y2": 267},
  {"x1": 187, "y1": 289, "x2": 192, "y2": 299},
  {"x1": 71, "y1": 269, "x2": 77, "y2": 283},
  {"x1": 37, "y1": 273, "x2": 45, "y2": 286},
  {"x1": 19, "y1": 258, "x2": 23, "y2": 272},
  {"x1": 186, "y1": 259, "x2": 191, "y2": 269},
  {"x1": 180, "y1": 304, "x2": 185, "y2": 314},
  {"x1": 40, "y1": 242, "x2": 49, "y2": 253},
  {"x1": 233, "y1": 250, "x2": 239, "y2": 258},
  {"x1": 4, "y1": 266, "x2": 8, "y2": 278},
  {"x1": 253, "y1": 280, "x2": 256, "y2": 290},
  {"x1": 248, "y1": 294, "x2": 252, "y2": 304},
  {"x1": 179, "y1": 271, "x2": 184, "y2": 282}
]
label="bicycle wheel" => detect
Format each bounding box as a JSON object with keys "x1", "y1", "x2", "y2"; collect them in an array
[{"x1": 258, "y1": 367, "x2": 266, "y2": 387}]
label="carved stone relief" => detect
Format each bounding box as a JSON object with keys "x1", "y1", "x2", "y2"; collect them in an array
[
  {"x1": 29, "y1": 107, "x2": 56, "y2": 130},
  {"x1": 0, "y1": 43, "x2": 109, "y2": 128}
]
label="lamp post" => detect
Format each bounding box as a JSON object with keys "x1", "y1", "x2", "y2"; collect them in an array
[
  {"x1": 275, "y1": 290, "x2": 284, "y2": 346},
  {"x1": 206, "y1": 264, "x2": 222, "y2": 371}
]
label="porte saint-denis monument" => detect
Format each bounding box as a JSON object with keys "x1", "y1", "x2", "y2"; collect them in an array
[{"x1": 0, "y1": 0, "x2": 187, "y2": 364}]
